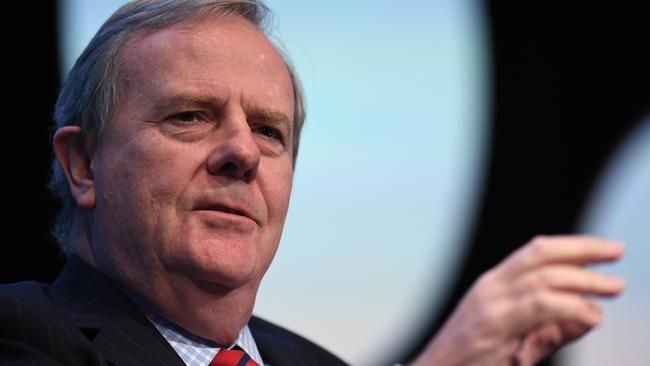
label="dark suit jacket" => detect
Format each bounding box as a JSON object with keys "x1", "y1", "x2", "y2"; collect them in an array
[{"x1": 0, "y1": 255, "x2": 348, "y2": 366}]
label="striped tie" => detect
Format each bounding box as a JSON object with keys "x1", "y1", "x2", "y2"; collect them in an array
[{"x1": 209, "y1": 349, "x2": 259, "y2": 366}]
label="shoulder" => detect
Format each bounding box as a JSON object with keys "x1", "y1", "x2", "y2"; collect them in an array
[
  {"x1": 0, "y1": 280, "x2": 50, "y2": 298},
  {"x1": 0, "y1": 281, "x2": 100, "y2": 366},
  {"x1": 249, "y1": 316, "x2": 349, "y2": 366},
  {"x1": 0, "y1": 280, "x2": 56, "y2": 321}
]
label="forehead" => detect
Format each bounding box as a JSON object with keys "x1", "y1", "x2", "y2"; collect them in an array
[{"x1": 118, "y1": 15, "x2": 294, "y2": 117}]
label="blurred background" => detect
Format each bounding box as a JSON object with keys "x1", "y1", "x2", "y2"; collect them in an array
[{"x1": 1, "y1": 1, "x2": 648, "y2": 365}]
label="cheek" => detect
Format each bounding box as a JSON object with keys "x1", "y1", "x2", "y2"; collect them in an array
[
  {"x1": 147, "y1": 156, "x2": 197, "y2": 207},
  {"x1": 96, "y1": 134, "x2": 202, "y2": 238},
  {"x1": 263, "y1": 162, "x2": 293, "y2": 229},
  {"x1": 257, "y1": 165, "x2": 292, "y2": 276}
]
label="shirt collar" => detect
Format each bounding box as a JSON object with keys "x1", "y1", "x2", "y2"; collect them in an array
[
  {"x1": 123, "y1": 290, "x2": 264, "y2": 366},
  {"x1": 148, "y1": 312, "x2": 264, "y2": 366}
]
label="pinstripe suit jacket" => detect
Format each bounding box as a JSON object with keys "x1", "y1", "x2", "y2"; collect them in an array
[{"x1": 0, "y1": 255, "x2": 347, "y2": 366}]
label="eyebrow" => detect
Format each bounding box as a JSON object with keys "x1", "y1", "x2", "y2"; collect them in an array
[
  {"x1": 151, "y1": 94, "x2": 228, "y2": 115},
  {"x1": 151, "y1": 93, "x2": 293, "y2": 133},
  {"x1": 245, "y1": 105, "x2": 293, "y2": 134}
]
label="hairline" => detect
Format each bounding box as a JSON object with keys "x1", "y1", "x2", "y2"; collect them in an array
[{"x1": 94, "y1": 12, "x2": 299, "y2": 157}]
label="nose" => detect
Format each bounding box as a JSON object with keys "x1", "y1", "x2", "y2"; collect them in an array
[{"x1": 206, "y1": 121, "x2": 260, "y2": 182}]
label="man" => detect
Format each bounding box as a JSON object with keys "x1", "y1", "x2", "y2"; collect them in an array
[{"x1": 0, "y1": 1, "x2": 625, "y2": 365}]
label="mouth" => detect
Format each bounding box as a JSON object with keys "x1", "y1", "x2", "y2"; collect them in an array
[
  {"x1": 210, "y1": 205, "x2": 246, "y2": 217},
  {"x1": 196, "y1": 203, "x2": 259, "y2": 226}
]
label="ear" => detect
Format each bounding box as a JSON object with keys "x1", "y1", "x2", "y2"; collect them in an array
[{"x1": 53, "y1": 126, "x2": 96, "y2": 209}]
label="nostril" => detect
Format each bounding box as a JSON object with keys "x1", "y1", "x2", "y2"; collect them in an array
[
  {"x1": 243, "y1": 169, "x2": 253, "y2": 181},
  {"x1": 220, "y1": 162, "x2": 238, "y2": 175},
  {"x1": 217, "y1": 161, "x2": 255, "y2": 181},
  {"x1": 207, "y1": 144, "x2": 260, "y2": 181}
]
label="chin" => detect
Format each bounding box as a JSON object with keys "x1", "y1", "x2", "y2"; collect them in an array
[
  {"x1": 194, "y1": 264, "x2": 259, "y2": 289},
  {"x1": 173, "y1": 242, "x2": 262, "y2": 289}
]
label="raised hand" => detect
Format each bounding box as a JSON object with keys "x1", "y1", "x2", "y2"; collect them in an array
[{"x1": 410, "y1": 235, "x2": 625, "y2": 366}]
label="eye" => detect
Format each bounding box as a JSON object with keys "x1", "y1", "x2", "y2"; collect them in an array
[
  {"x1": 172, "y1": 111, "x2": 202, "y2": 123},
  {"x1": 160, "y1": 111, "x2": 215, "y2": 142},
  {"x1": 253, "y1": 125, "x2": 282, "y2": 141}
]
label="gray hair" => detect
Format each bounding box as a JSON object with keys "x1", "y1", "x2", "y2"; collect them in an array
[{"x1": 49, "y1": 0, "x2": 305, "y2": 253}]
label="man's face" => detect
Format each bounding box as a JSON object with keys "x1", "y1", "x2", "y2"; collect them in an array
[{"x1": 89, "y1": 16, "x2": 294, "y2": 304}]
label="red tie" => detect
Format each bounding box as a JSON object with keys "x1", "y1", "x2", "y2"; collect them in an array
[{"x1": 209, "y1": 349, "x2": 259, "y2": 366}]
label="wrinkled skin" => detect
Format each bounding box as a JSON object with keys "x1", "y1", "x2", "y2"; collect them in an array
[
  {"x1": 410, "y1": 235, "x2": 624, "y2": 366},
  {"x1": 54, "y1": 15, "x2": 295, "y2": 345}
]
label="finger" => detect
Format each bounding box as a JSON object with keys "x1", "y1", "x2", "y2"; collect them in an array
[
  {"x1": 515, "y1": 323, "x2": 563, "y2": 366},
  {"x1": 512, "y1": 265, "x2": 625, "y2": 297},
  {"x1": 509, "y1": 291, "x2": 602, "y2": 336},
  {"x1": 499, "y1": 235, "x2": 623, "y2": 277},
  {"x1": 515, "y1": 321, "x2": 593, "y2": 366}
]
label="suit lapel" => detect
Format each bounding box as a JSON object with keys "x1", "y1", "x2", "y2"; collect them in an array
[
  {"x1": 49, "y1": 256, "x2": 185, "y2": 366},
  {"x1": 249, "y1": 316, "x2": 299, "y2": 366}
]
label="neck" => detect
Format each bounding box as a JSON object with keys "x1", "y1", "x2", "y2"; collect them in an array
[
  {"x1": 138, "y1": 274, "x2": 259, "y2": 345},
  {"x1": 69, "y1": 216, "x2": 259, "y2": 345}
]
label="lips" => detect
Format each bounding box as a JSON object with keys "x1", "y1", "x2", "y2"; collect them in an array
[
  {"x1": 209, "y1": 205, "x2": 246, "y2": 217},
  {"x1": 195, "y1": 201, "x2": 259, "y2": 225}
]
